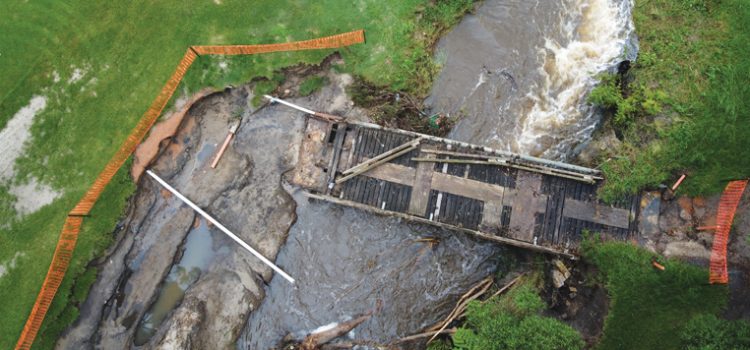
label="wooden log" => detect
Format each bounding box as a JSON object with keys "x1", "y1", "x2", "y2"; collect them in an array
[
  {"x1": 335, "y1": 145, "x2": 418, "y2": 184},
  {"x1": 408, "y1": 152, "x2": 435, "y2": 216},
  {"x1": 342, "y1": 138, "x2": 421, "y2": 175}
]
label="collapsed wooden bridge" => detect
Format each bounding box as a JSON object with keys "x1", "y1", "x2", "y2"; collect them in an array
[{"x1": 271, "y1": 97, "x2": 640, "y2": 258}]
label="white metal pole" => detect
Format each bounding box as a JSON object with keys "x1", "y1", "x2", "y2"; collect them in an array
[
  {"x1": 146, "y1": 170, "x2": 295, "y2": 284},
  {"x1": 263, "y1": 95, "x2": 317, "y2": 115}
]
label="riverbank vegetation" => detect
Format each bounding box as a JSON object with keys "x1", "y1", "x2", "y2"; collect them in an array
[
  {"x1": 451, "y1": 277, "x2": 584, "y2": 350},
  {"x1": 0, "y1": 1, "x2": 477, "y2": 348},
  {"x1": 593, "y1": 0, "x2": 750, "y2": 201}
]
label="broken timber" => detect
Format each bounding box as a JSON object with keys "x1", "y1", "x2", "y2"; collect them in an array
[{"x1": 271, "y1": 97, "x2": 640, "y2": 258}]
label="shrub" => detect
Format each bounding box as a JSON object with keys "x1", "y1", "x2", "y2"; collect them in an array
[{"x1": 450, "y1": 281, "x2": 584, "y2": 350}]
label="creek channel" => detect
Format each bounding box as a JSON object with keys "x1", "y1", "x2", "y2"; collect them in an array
[
  {"x1": 60, "y1": 1, "x2": 636, "y2": 348},
  {"x1": 425, "y1": 0, "x2": 636, "y2": 160},
  {"x1": 240, "y1": 0, "x2": 636, "y2": 347}
]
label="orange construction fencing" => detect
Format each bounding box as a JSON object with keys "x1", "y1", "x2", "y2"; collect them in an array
[
  {"x1": 708, "y1": 179, "x2": 748, "y2": 284},
  {"x1": 15, "y1": 29, "x2": 364, "y2": 350}
]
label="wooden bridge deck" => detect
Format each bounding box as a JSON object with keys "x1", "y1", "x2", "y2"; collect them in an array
[{"x1": 291, "y1": 116, "x2": 639, "y2": 257}]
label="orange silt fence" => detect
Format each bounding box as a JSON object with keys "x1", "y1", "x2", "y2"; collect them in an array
[
  {"x1": 15, "y1": 30, "x2": 365, "y2": 350},
  {"x1": 708, "y1": 179, "x2": 748, "y2": 284}
]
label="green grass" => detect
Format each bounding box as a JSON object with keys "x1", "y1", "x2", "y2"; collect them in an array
[
  {"x1": 0, "y1": 1, "x2": 477, "y2": 348},
  {"x1": 597, "y1": 0, "x2": 750, "y2": 200},
  {"x1": 581, "y1": 239, "x2": 728, "y2": 349},
  {"x1": 298, "y1": 76, "x2": 329, "y2": 96}
]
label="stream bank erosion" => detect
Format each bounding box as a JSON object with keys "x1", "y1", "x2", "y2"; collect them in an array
[{"x1": 57, "y1": 83, "x2": 307, "y2": 348}]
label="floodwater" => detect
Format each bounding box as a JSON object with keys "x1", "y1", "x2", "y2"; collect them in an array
[
  {"x1": 238, "y1": 190, "x2": 502, "y2": 348},
  {"x1": 426, "y1": 0, "x2": 636, "y2": 160}
]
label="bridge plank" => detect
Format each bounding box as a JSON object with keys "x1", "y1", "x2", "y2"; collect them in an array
[
  {"x1": 562, "y1": 199, "x2": 631, "y2": 229},
  {"x1": 408, "y1": 152, "x2": 435, "y2": 216},
  {"x1": 506, "y1": 172, "x2": 545, "y2": 243}
]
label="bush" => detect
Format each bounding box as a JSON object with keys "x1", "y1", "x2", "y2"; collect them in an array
[
  {"x1": 450, "y1": 281, "x2": 584, "y2": 350},
  {"x1": 588, "y1": 73, "x2": 667, "y2": 129}
]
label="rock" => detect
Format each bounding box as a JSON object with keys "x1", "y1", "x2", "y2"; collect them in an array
[
  {"x1": 639, "y1": 192, "x2": 661, "y2": 237},
  {"x1": 551, "y1": 259, "x2": 571, "y2": 288},
  {"x1": 663, "y1": 241, "x2": 712, "y2": 261},
  {"x1": 677, "y1": 196, "x2": 693, "y2": 222},
  {"x1": 697, "y1": 231, "x2": 714, "y2": 246},
  {"x1": 694, "y1": 207, "x2": 707, "y2": 221},
  {"x1": 574, "y1": 127, "x2": 621, "y2": 166}
]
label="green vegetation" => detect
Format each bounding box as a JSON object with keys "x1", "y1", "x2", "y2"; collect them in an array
[
  {"x1": 594, "y1": 0, "x2": 750, "y2": 200},
  {"x1": 680, "y1": 314, "x2": 750, "y2": 349},
  {"x1": 449, "y1": 276, "x2": 584, "y2": 350},
  {"x1": 298, "y1": 76, "x2": 329, "y2": 96},
  {"x1": 0, "y1": 1, "x2": 477, "y2": 348},
  {"x1": 582, "y1": 239, "x2": 728, "y2": 349},
  {"x1": 588, "y1": 73, "x2": 667, "y2": 129}
]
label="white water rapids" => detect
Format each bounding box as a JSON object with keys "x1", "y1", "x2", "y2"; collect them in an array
[{"x1": 427, "y1": 0, "x2": 636, "y2": 160}]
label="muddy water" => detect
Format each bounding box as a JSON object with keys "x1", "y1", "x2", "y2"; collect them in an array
[
  {"x1": 134, "y1": 218, "x2": 228, "y2": 345},
  {"x1": 238, "y1": 190, "x2": 502, "y2": 348},
  {"x1": 426, "y1": 0, "x2": 636, "y2": 160}
]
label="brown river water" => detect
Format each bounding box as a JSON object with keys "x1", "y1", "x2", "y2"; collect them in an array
[
  {"x1": 240, "y1": 0, "x2": 635, "y2": 348},
  {"x1": 426, "y1": 0, "x2": 636, "y2": 160}
]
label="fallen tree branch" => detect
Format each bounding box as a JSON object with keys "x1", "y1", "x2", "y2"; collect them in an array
[
  {"x1": 482, "y1": 273, "x2": 524, "y2": 303},
  {"x1": 427, "y1": 277, "x2": 494, "y2": 343},
  {"x1": 391, "y1": 328, "x2": 457, "y2": 345}
]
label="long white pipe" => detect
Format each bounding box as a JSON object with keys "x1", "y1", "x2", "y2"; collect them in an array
[
  {"x1": 264, "y1": 94, "x2": 316, "y2": 115},
  {"x1": 146, "y1": 170, "x2": 295, "y2": 284}
]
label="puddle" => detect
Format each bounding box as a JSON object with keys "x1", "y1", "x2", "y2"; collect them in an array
[
  {"x1": 194, "y1": 142, "x2": 217, "y2": 171},
  {"x1": 134, "y1": 218, "x2": 226, "y2": 345}
]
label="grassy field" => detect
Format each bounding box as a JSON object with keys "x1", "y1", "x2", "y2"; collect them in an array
[
  {"x1": 582, "y1": 239, "x2": 728, "y2": 349},
  {"x1": 0, "y1": 1, "x2": 475, "y2": 348},
  {"x1": 597, "y1": 0, "x2": 750, "y2": 200}
]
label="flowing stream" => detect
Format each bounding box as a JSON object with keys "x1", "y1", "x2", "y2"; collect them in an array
[
  {"x1": 236, "y1": 1, "x2": 636, "y2": 348},
  {"x1": 426, "y1": 0, "x2": 636, "y2": 160},
  {"x1": 238, "y1": 190, "x2": 502, "y2": 348}
]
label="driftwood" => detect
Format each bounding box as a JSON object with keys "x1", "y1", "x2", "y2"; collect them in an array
[
  {"x1": 391, "y1": 328, "x2": 457, "y2": 345},
  {"x1": 426, "y1": 277, "x2": 494, "y2": 343},
  {"x1": 299, "y1": 301, "x2": 382, "y2": 350},
  {"x1": 482, "y1": 274, "x2": 524, "y2": 303}
]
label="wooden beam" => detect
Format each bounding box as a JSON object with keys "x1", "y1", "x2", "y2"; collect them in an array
[
  {"x1": 304, "y1": 191, "x2": 577, "y2": 259},
  {"x1": 335, "y1": 144, "x2": 418, "y2": 184},
  {"x1": 342, "y1": 138, "x2": 421, "y2": 175},
  {"x1": 412, "y1": 157, "x2": 598, "y2": 184},
  {"x1": 419, "y1": 149, "x2": 603, "y2": 179},
  {"x1": 408, "y1": 152, "x2": 435, "y2": 216},
  {"x1": 325, "y1": 123, "x2": 347, "y2": 194}
]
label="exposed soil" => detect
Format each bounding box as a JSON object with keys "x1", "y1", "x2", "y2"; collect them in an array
[{"x1": 543, "y1": 261, "x2": 609, "y2": 348}]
